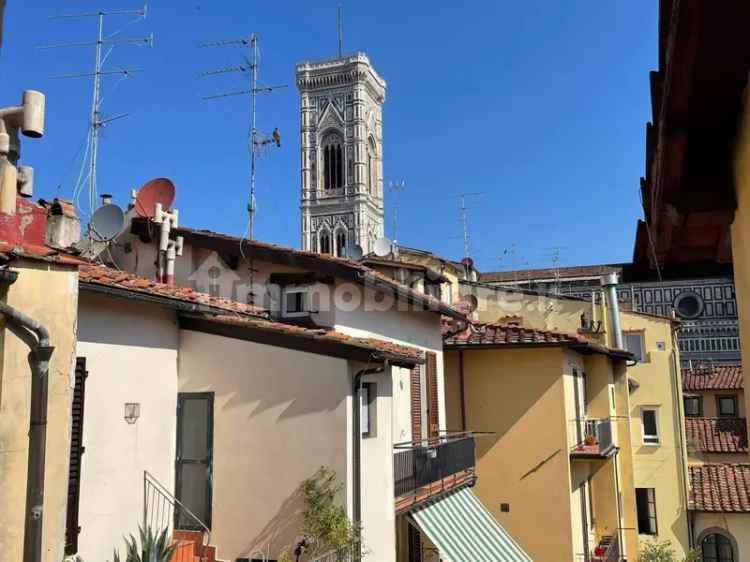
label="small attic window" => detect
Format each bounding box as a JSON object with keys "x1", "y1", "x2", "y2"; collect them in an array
[{"x1": 282, "y1": 287, "x2": 309, "y2": 318}]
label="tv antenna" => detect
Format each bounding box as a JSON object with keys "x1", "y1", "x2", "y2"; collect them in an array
[
  {"x1": 39, "y1": 6, "x2": 153, "y2": 214},
  {"x1": 389, "y1": 179, "x2": 406, "y2": 243},
  {"x1": 458, "y1": 192, "x2": 484, "y2": 259},
  {"x1": 541, "y1": 245, "x2": 568, "y2": 295},
  {"x1": 201, "y1": 34, "x2": 287, "y2": 241}
]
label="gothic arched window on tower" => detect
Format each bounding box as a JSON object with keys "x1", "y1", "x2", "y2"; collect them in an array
[
  {"x1": 322, "y1": 133, "x2": 344, "y2": 190},
  {"x1": 367, "y1": 136, "x2": 377, "y2": 195},
  {"x1": 319, "y1": 230, "x2": 331, "y2": 254},
  {"x1": 335, "y1": 229, "x2": 347, "y2": 257}
]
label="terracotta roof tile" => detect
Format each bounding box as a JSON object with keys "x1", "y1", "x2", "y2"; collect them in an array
[
  {"x1": 0, "y1": 241, "x2": 89, "y2": 266},
  {"x1": 191, "y1": 313, "x2": 424, "y2": 365},
  {"x1": 442, "y1": 320, "x2": 631, "y2": 359},
  {"x1": 686, "y1": 418, "x2": 748, "y2": 454},
  {"x1": 689, "y1": 464, "x2": 750, "y2": 512},
  {"x1": 683, "y1": 365, "x2": 743, "y2": 391},
  {"x1": 79, "y1": 265, "x2": 267, "y2": 317}
]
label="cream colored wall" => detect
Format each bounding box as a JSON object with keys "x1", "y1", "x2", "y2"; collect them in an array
[
  {"x1": 732, "y1": 88, "x2": 750, "y2": 443},
  {"x1": 0, "y1": 259, "x2": 79, "y2": 562},
  {"x1": 445, "y1": 347, "x2": 577, "y2": 562},
  {"x1": 693, "y1": 513, "x2": 750, "y2": 561},
  {"x1": 76, "y1": 293, "x2": 179, "y2": 562},
  {"x1": 178, "y1": 329, "x2": 352, "y2": 561},
  {"x1": 691, "y1": 389, "x2": 745, "y2": 418},
  {"x1": 620, "y1": 312, "x2": 691, "y2": 556}
]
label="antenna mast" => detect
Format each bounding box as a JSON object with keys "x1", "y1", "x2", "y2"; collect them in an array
[
  {"x1": 389, "y1": 179, "x2": 405, "y2": 243},
  {"x1": 458, "y1": 192, "x2": 484, "y2": 259},
  {"x1": 40, "y1": 6, "x2": 153, "y2": 213},
  {"x1": 201, "y1": 34, "x2": 287, "y2": 240}
]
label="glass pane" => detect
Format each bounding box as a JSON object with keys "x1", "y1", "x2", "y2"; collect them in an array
[
  {"x1": 181, "y1": 399, "x2": 208, "y2": 460},
  {"x1": 177, "y1": 463, "x2": 208, "y2": 528},
  {"x1": 642, "y1": 410, "x2": 657, "y2": 437},
  {"x1": 625, "y1": 334, "x2": 643, "y2": 361},
  {"x1": 703, "y1": 536, "x2": 718, "y2": 561}
]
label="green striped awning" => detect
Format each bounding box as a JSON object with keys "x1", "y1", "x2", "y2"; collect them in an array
[{"x1": 410, "y1": 487, "x2": 533, "y2": 562}]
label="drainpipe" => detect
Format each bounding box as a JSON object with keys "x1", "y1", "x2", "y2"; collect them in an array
[
  {"x1": 352, "y1": 360, "x2": 385, "y2": 530},
  {"x1": 601, "y1": 273, "x2": 624, "y2": 350},
  {"x1": 459, "y1": 351, "x2": 467, "y2": 432},
  {"x1": 670, "y1": 328, "x2": 693, "y2": 549},
  {"x1": 612, "y1": 448, "x2": 625, "y2": 562},
  {"x1": 0, "y1": 276, "x2": 55, "y2": 562}
]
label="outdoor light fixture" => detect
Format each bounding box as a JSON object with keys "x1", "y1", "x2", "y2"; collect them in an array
[{"x1": 124, "y1": 402, "x2": 141, "y2": 424}]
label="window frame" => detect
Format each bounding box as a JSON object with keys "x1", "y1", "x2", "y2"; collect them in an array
[
  {"x1": 641, "y1": 407, "x2": 660, "y2": 446},
  {"x1": 716, "y1": 395, "x2": 738, "y2": 417},
  {"x1": 623, "y1": 330, "x2": 646, "y2": 363},
  {"x1": 281, "y1": 286, "x2": 310, "y2": 319},
  {"x1": 360, "y1": 382, "x2": 377, "y2": 438},
  {"x1": 635, "y1": 487, "x2": 658, "y2": 536},
  {"x1": 683, "y1": 395, "x2": 703, "y2": 417}
]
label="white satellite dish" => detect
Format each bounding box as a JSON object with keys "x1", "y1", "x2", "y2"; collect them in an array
[
  {"x1": 88, "y1": 204, "x2": 125, "y2": 242},
  {"x1": 373, "y1": 237, "x2": 393, "y2": 257},
  {"x1": 348, "y1": 244, "x2": 364, "y2": 261}
]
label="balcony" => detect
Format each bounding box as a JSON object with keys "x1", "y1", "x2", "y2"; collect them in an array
[
  {"x1": 394, "y1": 432, "x2": 476, "y2": 513},
  {"x1": 570, "y1": 418, "x2": 616, "y2": 459}
]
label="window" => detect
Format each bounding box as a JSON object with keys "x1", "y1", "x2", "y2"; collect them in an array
[
  {"x1": 322, "y1": 133, "x2": 344, "y2": 190},
  {"x1": 674, "y1": 291, "x2": 704, "y2": 319},
  {"x1": 360, "y1": 382, "x2": 377, "y2": 438},
  {"x1": 319, "y1": 231, "x2": 331, "y2": 254},
  {"x1": 702, "y1": 533, "x2": 735, "y2": 562},
  {"x1": 641, "y1": 407, "x2": 660, "y2": 445},
  {"x1": 335, "y1": 230, "x2": 347, "y2": 257},
  {"x1": 635, "y1": 488, "x2": 657, "y2": 535},
  {"x1": 624, "y1": 332, "x2": 645, "y2": 362},
  {"x1": 367, "y1": 137, "x2": 377, "y2": 194},
  {"x1": 684, "y1": 396, "x2": 702, "y2": 417},
  {"x1": 717, "y1": 395, "x2": 738, "y2": 417},
  {"x1": 282, "y1": 288, "x2": 308, "y2": 318}
]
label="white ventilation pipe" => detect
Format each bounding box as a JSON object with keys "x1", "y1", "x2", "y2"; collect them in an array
[
  {"x1": 153, "y1": 203, "x2": 180, "y2": 283},
  {"x1": 165, "y1": 236, "x2": 183, "y2": 287},
  {"x1": 601, "y1": 273, "x2": 624, "y2": 350}
]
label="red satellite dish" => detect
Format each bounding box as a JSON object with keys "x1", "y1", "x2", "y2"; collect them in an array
[{"x1": 134, "y1": 178, "x2": 176, "y2": 218}]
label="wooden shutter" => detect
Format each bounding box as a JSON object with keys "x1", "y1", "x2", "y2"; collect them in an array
[
  {"x1": 65, "y1": 357, "x2": 87, "y2": 555},
  {"x1": 426, "y1": 352, "x2": 439, "y2": 438},
  {"x1": 410, "y1": 366, "x2": 422, "y2": 442}
]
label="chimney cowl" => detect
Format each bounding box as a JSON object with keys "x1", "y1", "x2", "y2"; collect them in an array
[{"x1": 45, "y1": 198, "x2": 80, "y2": 249}]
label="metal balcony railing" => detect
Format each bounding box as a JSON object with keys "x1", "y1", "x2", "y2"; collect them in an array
[
  {"x1": 571, "y1": 418, "x2": 615, "y2": 458},
  {"x1": 393, "y1": 432, "x2": 476, "y2": 504}
]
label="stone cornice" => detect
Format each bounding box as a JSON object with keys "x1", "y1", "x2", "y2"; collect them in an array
[{"x1": 296, "y1": 52, "x2": 386, "y2": 102}]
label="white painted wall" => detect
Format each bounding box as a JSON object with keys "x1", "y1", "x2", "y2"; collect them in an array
[
  {"x1": 178, "y1": 329, "x2": 351, "y2": 561},
  {"x1": 76, "y1": 293, "x2": 179, "y2": 562}
]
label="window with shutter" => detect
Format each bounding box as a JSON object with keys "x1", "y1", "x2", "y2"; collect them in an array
[
  {"x1": 410, "y1": 366, "x2": 422, "y2": 442},
  {"x1": 65, "y1": 357, "x2": 87, "y2": 555},
  {"x1": 426, "y1": 352, "x2": 439, "y2": 438}
]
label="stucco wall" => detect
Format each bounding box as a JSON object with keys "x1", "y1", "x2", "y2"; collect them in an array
[
  {"x1": 76, "y1": 293, "x2": 179, "y2": 562},
  {"x1": 0, "y1": 259, "x2": 79, "y2": 562},
  {"x1": 621, "y1": 312, "x2": 691, "y2": 557},
  {"x1": 445, "y1": 347, "x2": 576, "y2": 562},
  {"x1": 693, "y1": 513, "x2": 750, "y2": 561},
  {"x1": 178, "y1": 329, "x2": 351, "y2": 561}
]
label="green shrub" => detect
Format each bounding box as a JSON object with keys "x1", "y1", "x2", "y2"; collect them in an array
[
  {"x1": 639, "y1": 539, "x2": 698, "y2": 562},
  {"x1": 110, "y1": 526, "x2": 177, "y2": 562}
]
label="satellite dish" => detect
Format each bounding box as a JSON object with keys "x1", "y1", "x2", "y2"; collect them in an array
[
  {"x1": 348, "y1": 244, "x2": 364, "y2": 261},
  {"x1": 134, "y1": 177, "x2": 176, "y2": 218},
  {"x1": 89, "y1": 204, "x2": 125, "y2": 242},
  {"x1": 373, "y1": 238, "x2": 393, "y2": 258}
]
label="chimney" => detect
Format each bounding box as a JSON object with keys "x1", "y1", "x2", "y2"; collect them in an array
[
  {"x1": 45, "y1": 198, "x2": 80, "y2": 249},
  {"x1": 601, "y1": 272, "x2": 624, "y2": 350}
]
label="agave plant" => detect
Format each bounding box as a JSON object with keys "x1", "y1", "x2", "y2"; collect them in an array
[{"x1": 110, "y1": 525, "x2": 177, "y2": 562}]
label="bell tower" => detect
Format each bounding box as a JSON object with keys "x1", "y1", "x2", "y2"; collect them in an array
[{"x1": 296, "y1": 53, "x2": 386, "y2": 256}]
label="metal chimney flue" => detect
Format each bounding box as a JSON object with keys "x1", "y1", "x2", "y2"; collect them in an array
[{"x1": 601, "y1": 272, "x2": 624, "y2": 350}]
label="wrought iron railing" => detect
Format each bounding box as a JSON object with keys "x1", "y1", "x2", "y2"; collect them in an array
[
  {"x1": 143, "y1": 470, "x2": 211, "y2": 562},
  {"x1": 572, "y1": 418, "x2": 614, "y2": 455},
  {"x1": 605, "y1": 534, "x2": 620, "y2": 562},
  {"x1": 393, "y1": 432, "x2": 475, "y2": 500},
  {"x1": 306, "y1": 545, "x2": 359, "y2": 562}
]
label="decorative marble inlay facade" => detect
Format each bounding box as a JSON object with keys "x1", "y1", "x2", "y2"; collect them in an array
[{"x1": 296, "y1": 52, "x2": 386, "y2": 256}]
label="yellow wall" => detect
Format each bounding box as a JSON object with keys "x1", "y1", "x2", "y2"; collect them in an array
[
  {"x1": 0, "y1": 259, "x2": 79, "y2": 562},
  {"x1": 733, "y1": 87, "x2": 750, "y2": 443},
  {"x1": 620, "y1": 312, "x2": 691, "y2": 557},
  {"x1": 445, "y1": 346, "x2": 581, "y2": 561}
]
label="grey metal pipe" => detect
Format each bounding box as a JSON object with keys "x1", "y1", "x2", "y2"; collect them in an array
[
  {"x1": 0, "y1": 299, "x2": 55, "y2": 562},
  {"x1": 601, "y1": 273, "x2": 624, "y2": 350}
]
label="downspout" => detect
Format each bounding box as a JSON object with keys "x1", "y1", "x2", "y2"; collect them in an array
[
  {"x1": 601, "y1": 273, "x2": 624, "y2": 350},
  {"x1": 459, "y1": 351, "x2": 466, "y2": 431},
  {"x1": 670, "y1": 327, "x2": 693, "y2": 549},
  {"x1": 352, "y1": 360, "x2": 386, "y2": 530},
  {"x1": 0, "y1": 283, "x2": 55, "y2": 562},
  {"x1": 612, "y1": 448, "x2": 625, "y2": 562}
]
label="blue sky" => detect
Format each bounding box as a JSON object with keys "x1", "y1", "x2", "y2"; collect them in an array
[{"x1": 1, "y1": 1, "x2": 656, "y2": 271}]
